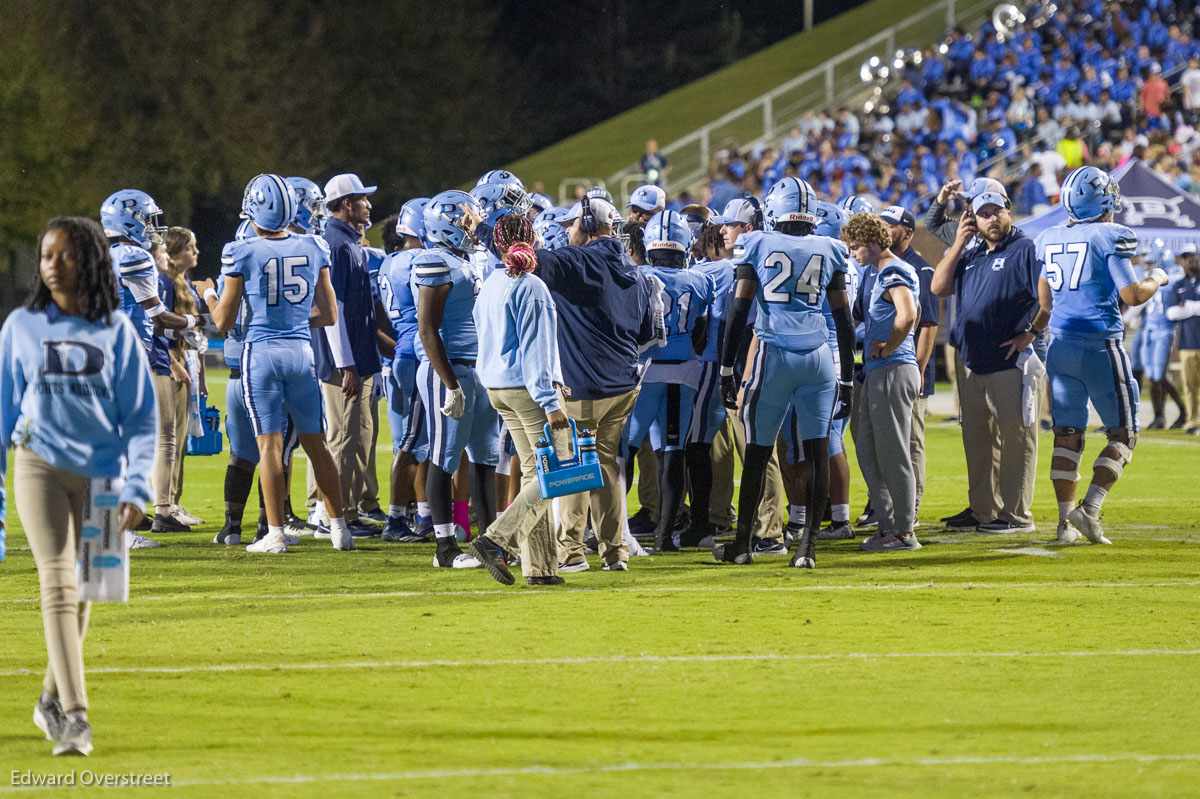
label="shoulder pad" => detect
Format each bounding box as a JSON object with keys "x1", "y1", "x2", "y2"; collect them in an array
[{"x1": 112, "y1": 244, "x2": 154, "y2": 275}]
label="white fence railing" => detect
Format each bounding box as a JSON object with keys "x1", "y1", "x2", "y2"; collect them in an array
[{"x1": 598, "y1": 0, "x2": 994, "y2": 207}]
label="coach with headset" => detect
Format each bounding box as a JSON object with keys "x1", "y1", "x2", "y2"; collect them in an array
[
  {"x1": 931, "y1": 187, "x2": 1048, "y2": 534},
  {"x1": 466, "y1": 195, "x2": 661, "y2": 571}
]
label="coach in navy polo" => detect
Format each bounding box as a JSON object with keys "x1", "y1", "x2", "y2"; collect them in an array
[
  {"x1": 879, "y1": 205, "x2": 939, "y2": 518},
  {"x1": 309, "y1": 173, "x2": 381, "y2": 533},
  {"x1": 931, "y1": 190, "x2": 1047, "y2": 534}
]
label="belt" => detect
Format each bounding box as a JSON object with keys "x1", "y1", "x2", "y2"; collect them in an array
[
  {"x1": 451, "y1": 359, "x2": 476, "y2": 368},
  {"x1": 229, "y1": 368, "x2": 241, "y2": 380}
]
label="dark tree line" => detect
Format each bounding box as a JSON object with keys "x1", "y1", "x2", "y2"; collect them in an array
[{"x1": 0, "y1": 0, "x2": 831, "y2": 270}]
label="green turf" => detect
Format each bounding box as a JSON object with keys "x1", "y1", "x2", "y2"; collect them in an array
[
  {"x1": 1, "y1": 369, "x2": 1199, "y2": 797},
  {"x1": 504, "y1": 0, "x2": 980, "y2": 198}
]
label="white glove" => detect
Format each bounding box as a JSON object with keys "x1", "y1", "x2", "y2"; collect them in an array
[
  {"x1": 183, "y1": 330, "x2": 208, "y2": 354},
  {"x1": 440, "y1": 386, "x2": 466, "y2": 419},
  {"x1": 1149, "y1": 267, "x2": 1169, "y2": 286}
]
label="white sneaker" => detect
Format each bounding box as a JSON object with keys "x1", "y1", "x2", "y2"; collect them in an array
[
  {"x1": 1067, "y1": 505, "x2": 1111, "y2": 545},
  {"x1": 1056, "y1": 521, "x2": 1082, "y2": 544},
  {"x1": 171, "y1": 506, "x2": 204, "y2": 526},
  {"x1": 623, "y1": 529, "x2": 652, "y2": 556},
  {"x1": 432, "y1": 550, "x2": 480, "y2": 568},
  {"x1": 125, "y1": 531, "x2": 161, "y2": 549},
  {"x1": 246, "y1": 531, "x2": 287, "y2": 554},
  {"x1": 602, "y1": 560, "x2": 628, "y2": 571},
  {"x1": 331, "y1": 525, "x2": 355, "y2": 551},
  {"x1": 558, "y1": 559, "x2": 590, "y2": 573},
  {"x1": 52, "y1": 712, "x2": 92, "y2": 757}
]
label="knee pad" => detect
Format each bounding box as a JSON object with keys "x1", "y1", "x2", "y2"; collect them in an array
[
  {"x1": 1049, "y1": 446, "x2": 1082, "y2": 483},
  {"x1": 1095, "y1": 440, "x2": 1134, "y2": 480}
]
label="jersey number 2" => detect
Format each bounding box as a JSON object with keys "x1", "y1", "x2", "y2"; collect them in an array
[
  {"x1": 264, "y1": 257, "x2": 311, "y2": 306},
  {"x1": 763, "y1": 252, "x2": 822, "y2": 306},
  {"x1": 1042, "y1": 242, "x2": 1087, "y2": 291}
]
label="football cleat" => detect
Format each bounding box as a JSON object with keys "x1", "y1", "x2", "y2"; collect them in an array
[{"x1": 1067, "y1": 505, "x2": 1111, "y2": 545}]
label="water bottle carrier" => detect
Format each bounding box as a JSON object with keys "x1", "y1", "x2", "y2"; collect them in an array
[
  {"x1": 534, "y1": 419, "x2": 604, "y2": 499},
  {"x1": 186, "y1": 394, "x2": 224, "y2": 456}
]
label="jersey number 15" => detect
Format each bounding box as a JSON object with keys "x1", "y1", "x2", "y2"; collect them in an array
[{"x1": 263, "y1": 257, "x2": 311, "y2": 306}]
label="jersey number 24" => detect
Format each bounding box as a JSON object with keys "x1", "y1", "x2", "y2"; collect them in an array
[{"x1": 763, "y1": 252, "x2": 822, "y2": 306}]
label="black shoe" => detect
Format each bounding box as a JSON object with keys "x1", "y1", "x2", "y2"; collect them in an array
[
  {"x1": 469, "y1": 535, "x2": 515, "y2": 586},
  {"x1": 854, "y1": 503, "x2": 874, "y2": 526},
  {"x1": 213, "y1": 524, "x2": 242, "y2": 546},
  {"x1": 285, "y1": 511, "x2": 316, "y2": 532},
  {"x1": 151, "y1": 513, "x2": 190, "y2": 533},
  {"x1": 1147, "y1": 416, "x2": 1166, "y2": 430},
  {"x1": 526, "y1": 575, "x2": 566, "y2": 586},
  {"x1": 254, "y1": 519, "x2": 268, "y2": 542},
  {"x1": 941, "y1": 506, "x2": 973, "y2": 523},
  {"x1": 946, "y1": 512, "x2": 983, "y2": 532},
  {"x1": 655, "y1": 533, "x2": 680, "y2": 553},
  {"x1": 136, "y1": 513, "x2": 153, "y2": 531},
  {"x1": 1170, "y1": 415, "x2": 1186, "y2": 430},
  {"x1": 816, "y1": 521, "x2": 855, "y2": 540},
  {"x1": 712, "y1": 542, "x2": 753, "y2": 564},
  {"x1": 790, "y1": 529, "x2": 816, "y2": 569},
  {"x1": 628, "y1": 507, "x2": 654, "y2": 537},
  {"x1": 679, "y1": 524, "x2": 715, "y2": 548}
]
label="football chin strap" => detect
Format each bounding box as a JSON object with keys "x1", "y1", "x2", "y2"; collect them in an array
[{"x1": 1095, "y1": 439, "x2": 1134, "y2": 480}]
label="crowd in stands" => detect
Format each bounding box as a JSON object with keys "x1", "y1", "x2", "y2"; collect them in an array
[{"x1": 683, "y1": 0, "x2": 1200, "y2": 219}]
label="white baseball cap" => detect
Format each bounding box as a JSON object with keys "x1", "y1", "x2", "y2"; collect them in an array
[
  {"x1": 560, "y1": 197, "x2": 623, "y2": 226},
  {"x1": 323, "y1": 173, "x2": 377, "y2": 203},
  {"x1": 1181, "y1": 242, "x2": 1197, "y2": 254},
  {"x1": 972, "y1": 191, "x2": 1009, "y2": 213},
  {"x1": 712, "y1": 198, "x2": 759, "y2": 225},
  {"x1": 626, "y1": 185, "x2": 666, "y2": 212}
]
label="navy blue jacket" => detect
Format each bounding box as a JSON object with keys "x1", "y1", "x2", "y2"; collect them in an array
[{"x1": 314, "y1": 218, "x2": 380, "y2": 382}]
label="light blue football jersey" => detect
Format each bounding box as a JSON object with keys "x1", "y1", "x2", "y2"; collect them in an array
[
  {"x1": 108, "y1": 243, "x2": 162, "y2": 369},
  {"x1": 862, "y1": 258, "x2": 920, "y2": 373},
  {"x1": 692, "y1": 258, "x2": 735, "y2": 362},
  {"x1": 642, "y1": 265, "x2": 715, "y2": 361},
  {"x1": 1143, "y1": 266, "x2": 1183, "y2": 332},
  {"x1": 217, "y1": 275, "x2": 252, "y2": 370},
  {"x1": 732, "y1": 230, "x2": 849, "y2": 353},
  {"x1": 220, "y1": 233, "x2": 331, "y2": 343},
  {"x1": 1035, "y1": 222, "x2": 1139, "y2": 340},
  {"x1": 410, "y1": 247, "x2": 481, "y2": 361},
  {"x1": 363, "y1": 245, "x2": 386, "y2": 303},
  {"x1": 380, "y1": 249, "x2": 421, "y2": 360}
]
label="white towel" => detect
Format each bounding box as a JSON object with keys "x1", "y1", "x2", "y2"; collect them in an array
[{"x1": 1016, "y1": 348, "x2": 1046, "y2": 428}]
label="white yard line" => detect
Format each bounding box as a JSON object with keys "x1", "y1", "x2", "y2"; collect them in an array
[
  {"x1": 4, "y1": 752, "x2": 1195, "y2": 791},
  {"x1": 3, "y1": 579, "x2": 1200, "y2": 606},
  {"x1": 1, "y1": 648, "x2": 1197, "y2": 678}
]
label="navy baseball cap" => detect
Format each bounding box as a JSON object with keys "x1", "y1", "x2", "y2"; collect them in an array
[{"x1": 879, "y1": 205, "x2": 915, "y2": 230}]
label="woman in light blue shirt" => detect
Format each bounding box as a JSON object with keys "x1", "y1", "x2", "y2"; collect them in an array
[{"x1": 0, "y1": 216, "x2": 158, "y2": 756}]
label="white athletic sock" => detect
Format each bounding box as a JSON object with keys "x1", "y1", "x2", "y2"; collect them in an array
[
  {"x1": 434, "y1": 522, "x2": 456, "y2": 540},
  {"x1": 330, "y1": 516, "x2": 350, "y2": 536},
  {"x1": 312, "y1": 500, "x2": 325, "y2": 521},
  {"x1": 268, "y1": 525, "x2": 284, "y2": 540},
  {"x1": 1057, "y1": 501, "x2": 1073, "y2": 523},
  {"x1": 789, "y1": 505, "x2": 806, "y2": 526},
  {"x1": 832, "y1": 503, "x2": 849, "y2": 523},
  {"x1": 417, "y1": 501, "x2": 432, "y2": 518},
  {"x1": 388, "y1": 504, "x2": 406, "y2": 518},
  {"x1": 1082, "y1": 485, "x2": 1108, "y2": 514}
]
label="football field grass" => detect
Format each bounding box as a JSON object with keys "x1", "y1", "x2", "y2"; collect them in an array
[{"x1": 1, "y1": 373, "x2": 1199, "y2": 797}]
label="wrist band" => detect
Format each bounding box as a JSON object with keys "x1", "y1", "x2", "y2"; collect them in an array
[
  {"x1": 719, "y1": 366, "x2": 735, "y2": 378},
  {"x1": 185, "y1": 314, "x2": 197, "y2": 330},
  {"x1": 203, "y1": 288, "x2": 218, "y2": 304}
]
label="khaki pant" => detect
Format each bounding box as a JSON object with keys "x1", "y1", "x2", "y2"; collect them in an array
[
  {"x1": 486, "y1": 388, "x2": 568, "y2": 577},
  {"x1": 959, "y1": 366, "x2": 1039, "y2": 526},
  {"x1": 307, "y1": 375, "x2": 373, "y2": 524},
  {"x1": 170, "y1": 378, "x2": 189, "y2": 507},
  {"x1": 15, "y1": 448, "x2": 92, "y2": 712},
  {"x1": 357, "y1": 390, "x2": 380, "y2": 513},
  {"x1": 857, "y1": 362, "x2": 920, "y2": 534},
  {"x1": 945, "y1": 343, "x2": 962, "y2": 418},
  {"x1": 558, "y1": 388, "x2": 639, "y2": 566},
  {"x1": 151, "y1": 374, "x2": 188, "y2": 509},
  {"x1": 1182, "y1": 349, "x2": 1200, "y2": 429},
  {"x1": 910, "y1": 395, "x2": 927, "y2": 514},
  {"x1": 709, "y1": 419, "x2": 738, "y2": 527}
]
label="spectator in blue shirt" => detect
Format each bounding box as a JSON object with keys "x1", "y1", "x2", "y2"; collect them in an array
[{"x1": 969, "y1": 50, "x2": 997, "y2": 87}]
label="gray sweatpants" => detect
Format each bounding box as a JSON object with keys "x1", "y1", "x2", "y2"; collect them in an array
[{"x1": 856, "y1": 361, "x2": 920, "y2": 534}]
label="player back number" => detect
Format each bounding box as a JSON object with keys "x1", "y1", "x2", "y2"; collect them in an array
[
  {"x1": 763, "y1": 251, "x2": 822, "y2": 306},
  {"x1": 263, "y1": 256, "x2": 311, "y2": 306}
]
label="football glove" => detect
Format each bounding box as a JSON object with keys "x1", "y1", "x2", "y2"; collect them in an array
[
  {"x1": 833, "y1": 379, "x2": 853, "y2": 420},
  {"x1": 441, "y1": 386, "x2": 466, "y2": 419},
  {"x1": 719, "y1": 367, "x2": 739, "y2": 411}
]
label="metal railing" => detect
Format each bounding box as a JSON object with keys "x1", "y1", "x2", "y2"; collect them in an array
[{"x1": 603, "y1": 0, "x2": 994, "y2": 206}]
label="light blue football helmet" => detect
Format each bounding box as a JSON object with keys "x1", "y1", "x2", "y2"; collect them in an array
[
  {"x1": 814, "y1": 201, "x2": 848, "y2": 238},
  {"x1": 533, "y1": 207, "x2": 568, "y2": 249},
  {"x1": 241, "y1": 174, "x2": 297, "y2": 233},
  {"x1": 836, "y1": 195, "x2": 875, "y2": 215},
  {"x1": 396, "y1": 197, "x2": 429, "y2": 242},
  {"x1": 530, "y1": 193, "x2": 554, "y2": 214},
  {"x1": 285, "y1": 176, "x2": 325, "y2": 233},
  {"x1": 764, "y1": 177, "x2": 817, "y2": 231},
  {"x1": 423, "y1": 190, "x2": 484, "y2": 253},
  {"x1": 643, "y1": 210, "x2": 693, "y2": 255},
  {"x1": 469, "y1": 181, "x2": 533, "y2": 221},
  {"x1": 100, "y1": 189, "x2": 166, "y2": 250},
  {"x1": 235, "y1": 219, "x2": 257, "y2": 242},
  {"x1": 476, "y1": 169, "x2": 525, "y2": 190},
  {"x1": 1060, "y1": 166, "x2": 1121, "y2": 222}
]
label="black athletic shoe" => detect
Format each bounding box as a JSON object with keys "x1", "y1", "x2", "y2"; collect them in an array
[
  {"x1": 946, "y1": 512, "x2": 983, "y2": 532},
  {"x1": 854, "y1": 503, "x2": 875, "y2": 527},
  {"x1": 526, "y1": 575, "x2": 566, "y2": 586},
  {"x1": 712, "y1": 542, "x2": 753, "y2": 565},
  {"x1": 469, "y1": 535, "x2": 515, "y2": 586},
  {"x1": 790, "y1": 529, "x2": 816, "y2": 569},
  {"x1": 816, "y1": 521, "x2": 855, "y2": 540},
  {"x1": 627, "y1": 507, "x2": 655, "y2": 537},
  {"x1": 136, "y1": 513, "x2": 153, "y2": 531},
  {"x1": 253, "y1": 518, "x2": 269, "y2": 542},
  {"x1": 1170, "y1": 415, "x2": 1187, "y2": 430},
  {"x1": 679, "y1": 524, "x2": 715, "y2": 548},
  {"x1": 655, "y1": 533, "x2": 680, "y2": 553},
  {"x1": 151, "y1": 513, "x2": 190, "y2": 533},
  {"x1": 213, "y1": 524, "x2": 242, "y2": 546},
  {"x1": 285, "y1": 511, "x2": 316, "y2": 532},
  {"x1": 940, "y1": 506, "x2": 973, "y2": 524},
  {"x1": 1147, "y1": 416, "x2": 1166, "y2": 430}
]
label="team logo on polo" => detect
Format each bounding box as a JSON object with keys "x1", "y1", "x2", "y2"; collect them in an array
[
  {"x1": 990, "y1": 257, "x2": 1006, "y2": 271},
  {"x1": 42, "y1": 341, "x2": 105, "y2": 376}
]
